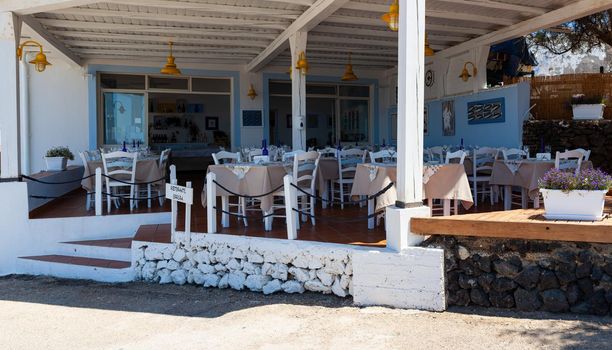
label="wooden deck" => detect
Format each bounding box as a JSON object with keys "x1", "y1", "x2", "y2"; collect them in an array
[{"x1": 412, "y1": 197, "x2": 612, "y2": 244}]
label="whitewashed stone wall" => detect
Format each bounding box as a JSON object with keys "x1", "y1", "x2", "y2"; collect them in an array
[{"x1": 132, "y1": 232, "x2": 354, "y2": 297}]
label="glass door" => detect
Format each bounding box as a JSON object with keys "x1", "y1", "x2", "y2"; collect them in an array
[
  {"x1": 102, "y1": 92, "x2": 145, "y2": 145},
  {"x1": 339, "y1": 99, "x2": 369, "y2": 143},
  {"x1": 306, "y1": 97, "x2": 336, "y2": 148}
]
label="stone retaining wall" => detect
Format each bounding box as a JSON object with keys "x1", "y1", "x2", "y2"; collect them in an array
[
  {"x1": 424, "y1": 236, "x2": 612, "y2": 315},
  {"x1": 133, "y1": 232, "x2": 354, "y2": 297},
  {"x1": 522, "y1": 120, "x2": 612, "y2": 173}
]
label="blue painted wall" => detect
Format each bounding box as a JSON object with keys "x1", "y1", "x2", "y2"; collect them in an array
[{"x1": 424, "y1": 82, "x2": 530, "y2": 148}]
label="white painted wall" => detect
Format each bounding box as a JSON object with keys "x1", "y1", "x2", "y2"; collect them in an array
[{"x1": 26, "y1": 58, "x2": 89, "y2": 173}]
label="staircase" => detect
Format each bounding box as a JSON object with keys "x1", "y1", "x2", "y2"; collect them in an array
[{"x1": 19, "y1": 237, "x2": 135, "y2": 283}]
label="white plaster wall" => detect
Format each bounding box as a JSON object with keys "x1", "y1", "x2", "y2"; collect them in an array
[{"x1": 27, "y1": 58, "x2": 88, "y2": 173}]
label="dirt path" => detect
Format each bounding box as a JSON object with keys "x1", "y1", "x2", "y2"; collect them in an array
[{"x1": 0, "y1": 275, "x2": 609, "y2": 350}]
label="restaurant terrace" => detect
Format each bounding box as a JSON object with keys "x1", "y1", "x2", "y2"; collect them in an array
[{"x1": 0, "y1": 0, "x2": 611, "y2": 312}]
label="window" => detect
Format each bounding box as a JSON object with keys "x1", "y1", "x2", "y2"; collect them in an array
[
  {"x1": 340, "y1": 85, "x2": 370, "y2": 97},
  {"x1": 100, "y1": 74, "x2": 145, "y2": 89},
  {"x1": 148, "y1": 76, "x2": 189, "y2": 90},
  {"x1": 102, "y1": 92, "x2": 145, "y2": 145},
  {"x1": 192, "y1": 78, "x2": 231, "y2": 93}
]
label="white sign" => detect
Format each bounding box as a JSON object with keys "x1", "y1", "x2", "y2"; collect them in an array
[{"x1": 166, "y1": 183, "x2": 193, "y2": 205}]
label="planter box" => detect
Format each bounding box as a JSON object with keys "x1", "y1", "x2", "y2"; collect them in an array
[
  {"x1": 572, "y1": 104, "x2": 605, "y2": 120},
  {"x1": 44, "y1": 157, "x2": 68, "y2": 171},
  {"x1": 540, "y1": 188, "x2": 607, "y2": 221}
]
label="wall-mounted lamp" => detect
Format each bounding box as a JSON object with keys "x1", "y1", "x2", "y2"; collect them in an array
[
  {"x1": 459, "y1": 61, "x2": 477, "y2": 82},
  {"x1": 247, "y1": 84, "x2": 257, "y2": 100},
  {"x1": 381, "y1": 0, "x2": 399, "y2": 32},
  {"x1": 17, "y1": 40, "x2": 51, "y2": 72},
  {"x1": 295, "y1": 51, "x2": 309, "y2": 75},
  {"x1": 425, "y1": 34, "x2": 435, "y2": 57}
]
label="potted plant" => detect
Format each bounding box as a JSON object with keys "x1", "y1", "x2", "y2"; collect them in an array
[
  {"x1": 539, "y1": 168, "x2": 612, "y2": 221},
  {"x1": 44, "y1": 146, "x2": 74, "y2": 171},
  {"x1": 570, "y1": 94, "x2": 607, "y2": 120}
]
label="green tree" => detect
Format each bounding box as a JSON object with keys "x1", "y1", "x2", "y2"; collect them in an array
[{"x1": 529, "y1": 10, "x2": 611, "y2": 54}]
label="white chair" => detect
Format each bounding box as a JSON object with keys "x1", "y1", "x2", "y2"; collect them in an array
[
  {"x1": 469, "y1": 147, "x2": 497, "y2": 207},
  {"x1": 247, "y1": 148, "x2": 263, "y2": 162},
  {"x1": 79, "y1": 151, "x2": 95, "y2": 211},
  {"x1": 555, "y1": 150, "x2": 584, "y2": 175},
  {"x1": 269, "y1": 151, "x2": 320, "y2": 229},
  {"x1": 501, "y1": 148, "x2": 528, "y2": 209},
  {"x1": 332, "y1": 148, "x2": 365, "y2": 209},
  {"x1": 282, "y1": 150, "x2": 306, "y2": 162},
  {"x1": 369, "y1": 149, "x2": 397, "y2": 164},
  {"x1": 567, "y1": 148, "x2": 590, "y2": 161},
  {"x1": 212, "y1": 151, "x2": 241, "y2": 165},
  {"x1": 445, "y1": 150, "x2": 466, "y2": 164},
  {"x1": 501, "y1": 148, "x2": 527, "y2": 161},
  {"x1": 101, "y1": 151, "x2": 138, "y2": 213},
  {"x1": 317, "y1": 147, "x2": 336, "y2": 158},
  {"x1": 149, "y1": 148, "x2": 170, "y2": 207},
  {"x1": 212, "y1": 150, "x2": 247, "y2": 226},
  {"x1": 428, "y1": 146, "x2": 445, "y2": 164}
]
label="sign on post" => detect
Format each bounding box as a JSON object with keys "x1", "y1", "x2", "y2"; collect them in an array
[{"x1": 166, "y1": 183, "x2": 194, "y2": 205}]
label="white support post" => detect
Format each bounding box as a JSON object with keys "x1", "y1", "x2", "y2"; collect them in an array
[
  {"x1": 185, "y1": 181, "x2": 192, "y2": 235},
  {"x1": 206, "y1": 172, "x2": 217, "y2": 234},
  {"x1": 385, "y1": 0, "x2": 431, "y2": 252},
  {"x1": 0, "y1": 12, "x2": 21, "y2": 178},
  {"x1": 283, "y1": 174, "x2": 297, "y2": 240},
  {"x1": 170, "y1": 177, "x2": 177, "y2": 239},
  {"x1": 94, "y1": 167, "x2": 102, "y2": 216},
  {"x1": 289, "y1": 31, "x2": 307, "y2": 151},
  {"x1": 169, "y1": 164, "x2": 176, "y2": 183}
]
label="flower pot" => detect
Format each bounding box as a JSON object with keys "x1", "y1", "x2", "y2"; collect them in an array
[
  {"x1": 540, "y1": 188, "x2": 607, "y2": 221},
  {"x1": 44, "y1": 156, "x2": 67, "y2": 171},
  {"x1": 572, "y1": 104, "x2": 604, "y2": 120}
]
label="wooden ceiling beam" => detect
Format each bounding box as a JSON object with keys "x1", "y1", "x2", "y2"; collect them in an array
[
  {"x1": 436, "y1": 0, "x2": 549, "y2": 15},
  {"x1": 0, "y1": 0, "x2": 98, "y2": 15}
]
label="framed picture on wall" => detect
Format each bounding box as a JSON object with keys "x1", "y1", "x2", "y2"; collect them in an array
[
  {"x1": 205, "y1": 116, "x2": 219, "y2": 130},
  {"x1": 424, "y1": 105, "x2": 429, "y2": 135},
  {"x1": 442, "y1": 100, "x2": 455, "y2": 136},
  {"x1": 467, "y1": 98, "x2": 505, "y2": 124}
]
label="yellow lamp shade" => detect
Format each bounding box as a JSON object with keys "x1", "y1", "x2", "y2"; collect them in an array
[
  {"x1": 161, "y1": 42, "x2": 181, "y2": 75},
  {"x1": 295, "y1": 52, "x2": 309, "y2": 75},
  {"x1": 341, "y1": 53, "x2": 358, "y2": 81},
  {"x1": 381, "y1": 0, "x2": 399, "y2": 31},
  {"x1": 29, "y1": 51, "x2": 51, "y2": 72},
  {"x1": 425, "y1": 35, "x2": 435, "y2": 57},
  {"x1": 161, "y1": 55, "x2": 181, "y2": 75}
]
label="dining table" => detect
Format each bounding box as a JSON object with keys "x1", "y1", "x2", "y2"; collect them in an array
[
  {"x1": 350, "y1": 162, "x2": 473, "y2": 229},
  {"x1": 81, "y1": 156, "x2": 164, "y2": 193},
  {"x1": 202, "y1": 158, "x2": 339, "y2": 230},
  {"x1": 489, "y1": 159, "x2": 593, "y2": 210}
]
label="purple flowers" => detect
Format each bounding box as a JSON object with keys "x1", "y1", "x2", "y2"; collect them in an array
[{"x1": 539, "y1": 168, "x2": 612, "y2": 191}]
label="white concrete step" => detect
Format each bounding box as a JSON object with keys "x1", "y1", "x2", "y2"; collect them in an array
[
  {"x1": 17, "y1": 255, "x2": 134, "y2": 283},
  {"x1": 56, "y1": 237, "x2": 132, "y2": 261}
]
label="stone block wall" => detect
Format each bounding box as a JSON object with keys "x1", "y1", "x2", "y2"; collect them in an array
[
  {"x1": 133, "y1": 232, "x2": 353, "y2": 297},
  {"x1": 522, "y1": 120, "x2": 612, "y2": 173},
  {"x1": 424, "y1": 236, "x2": 612, "y2": 316}
]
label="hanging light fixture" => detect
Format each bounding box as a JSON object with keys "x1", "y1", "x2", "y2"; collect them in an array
[
  {"x1": 247, "y1": 84, "x2": 257, "y2": 100},
  {"x1": 295, "y1": 51, "x2": 309, "y2": 75},
  {"x1": 381, "y1": 0, "x2": 399, "y2": 32},
  {"x1": 425, "y1": 34, "x2": 435, "y2": 57},
  {"x1": 341, "y1": 52, "x2": 358, "y2": 81},
  {"x1": 16, "y1": 40, "x2": 51, "y2": 72},
  {"x1": 160, "y1": 41, "x2": 181, "y2": 75}
]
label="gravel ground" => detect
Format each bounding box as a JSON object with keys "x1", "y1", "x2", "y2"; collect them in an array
[{"x1": 0, "y1": 275, "x2": 609, "y2": 350}]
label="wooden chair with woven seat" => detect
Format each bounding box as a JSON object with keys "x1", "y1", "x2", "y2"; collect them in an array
[
  {"x1": 101, "y1": 151, "x2": 138, "y2": 213},
  {"x1": 212, "y1": 150, "x2": 247, "y2": 226},
  {"x1": 332, "y1": 148, "x2": 365, "y2": 209}
]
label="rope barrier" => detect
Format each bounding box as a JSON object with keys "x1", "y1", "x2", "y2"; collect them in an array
[
  {"x1": 101, "y1": 174, "x2": 167, "y2": 186},
  {"x1": 212, "y1": 180, "x2": 284, "y2": 199},
  {"x1": 212, "y1": 206, "x2": 276, "y2": 219},
  {"x1": 21, "y1": 174, "x2": 95, "y2": 185},
  {"x1": 101, "y1": 192, "x2": 167, "y2": 201},
  {"x1": 289, "y1": 181, "x2": 394, "y2": 205},
  {"x1": 291, "y1": 208, "x2": 386, "y2": 223}
]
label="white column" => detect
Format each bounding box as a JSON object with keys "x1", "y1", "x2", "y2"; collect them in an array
[
  {"x1": 0, "y1": 12, "x2": 21, "y2": 178},
  {"x1": 289, "y1": 31, "x2": 307, "y2": 151},
  {"x1": 385, "y1": 0, "x2": 430, "y2": 252}
]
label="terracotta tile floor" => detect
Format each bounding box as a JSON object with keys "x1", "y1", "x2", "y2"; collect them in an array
[
  {"x1": 30, "y1": 171, "x2": 531, "y2": 247},
  {"x1": 20, "y1": 255, "x2": 131, "y2": 269},
  {"x1": 64, "y1": 238, "x2": 133, "y2": 249}
]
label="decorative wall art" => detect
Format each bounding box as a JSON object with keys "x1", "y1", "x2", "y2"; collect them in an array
[
  {"x1": 241, "y1": 110, "x2": 263, "y2": 127},
  {"x1": 205, "y1": 116, "x2": 219, "y2": 130},
  {"x1": 442, "y1": 100, "x2": 455, "y2": 136},
  {"x1": 467, "y1": 97, "x2": 505, "y2": 124}
]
